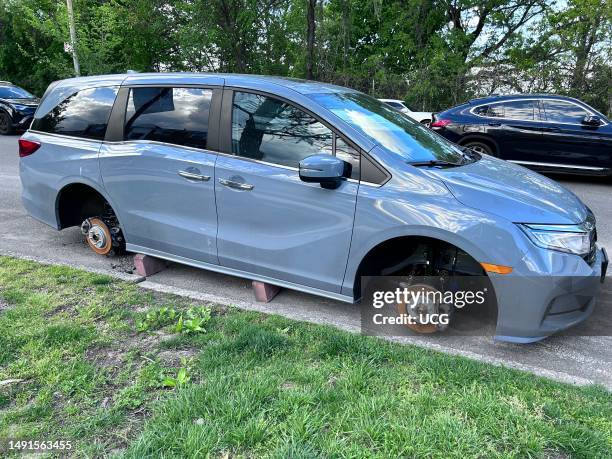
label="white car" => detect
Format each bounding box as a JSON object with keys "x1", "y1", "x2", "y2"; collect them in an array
[{"x1": 379, "y1": 99, "x2": 432, "y2": 124}]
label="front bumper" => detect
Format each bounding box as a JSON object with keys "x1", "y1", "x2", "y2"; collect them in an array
[{"x1": 493, "y1": 246, "x2": 607, "y2": 343}]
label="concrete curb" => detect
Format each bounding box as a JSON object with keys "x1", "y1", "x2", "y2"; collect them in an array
[
  {"x1": 0, "y1": 249, "x2": 145, "y2": 283},
  {"x1": 0, "y1": 250, "x2": 604, "y2": 389}
]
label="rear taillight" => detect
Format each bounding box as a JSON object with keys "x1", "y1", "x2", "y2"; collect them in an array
[
  {"x1": 430, "y1": 119, "x2": 453, "y2": 128},
  {"x1": 18, "y1": 139, "x2": 41, "y2": 158}
]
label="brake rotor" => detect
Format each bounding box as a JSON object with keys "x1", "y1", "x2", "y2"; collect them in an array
[
  {"x1": 82, "y1": 217, "x2": 113, "y2": 255},
  {"x1": 395, "y1": 283, "x2": 451, "y2": 334}
]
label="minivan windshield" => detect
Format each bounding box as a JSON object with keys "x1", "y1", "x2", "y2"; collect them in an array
[
  {"x1": 0, "y1": 85, "x2": 35, "y2": 99},
  {"x1": 309, "y1": 92, "x2": 469, "y2": 165}
]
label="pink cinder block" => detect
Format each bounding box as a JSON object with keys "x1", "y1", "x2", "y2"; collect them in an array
[
  {"x1": 252, "y1": 281, "x2": 281, "y2": 303},
  {"x1": 134, "y1": 253, "x2": 167, "y2": 277}
]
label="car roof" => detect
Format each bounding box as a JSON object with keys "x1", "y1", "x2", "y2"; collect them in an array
[
  {"x1": 467, "y1": 93, "x2": 584, "y2": 105},
  {"x1": 51, "y1": 72, "x2": 356, "y2": 95},
  {"x1": 379, "y1": 99, "x2": 403, "y2": 103}
]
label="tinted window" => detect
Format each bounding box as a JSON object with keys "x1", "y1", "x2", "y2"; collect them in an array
[
  {"x1": 32, "y1": 86, "x2": 118, "y2": 140},
  {"x1": 487, "y1": 104, "x2": 504, "y2": 117},
  {"x1": 0, "y1": 85, "x2": 35, "y2": 99},
  {"x1": 473, "y1": 105, "x2": 489, "y2": 116},
  {"x1": 232, "y1": 91, "x2": 333, "y2": 168},
  {"x1": 385, "y1": 101, "x2": 403, "y2": 109},
  {"x1": 543, "y1": 100, "x2": 588, "y2": 124},
  {"x1": 335, "y1": 136, "x2": 360, "y2": 180},
  {"x1": 503, "y1": 100, "x2": 535, "y2": 120},
  {"x1": 125, "y1": 87, "x2": 213, "y2": 149}
]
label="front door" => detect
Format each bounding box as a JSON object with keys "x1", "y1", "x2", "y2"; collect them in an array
[
  {"x1": 214, "y1": 90, "x2": 359, "y2": 293},
  {"x1": 540, "y1": 99, "x2": 612, "y2": 170},
  {"x1": 99, "y1": 86, "x2": 220, "y2": 264}
]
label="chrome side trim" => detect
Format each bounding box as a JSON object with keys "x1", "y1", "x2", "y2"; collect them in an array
[
  {"x1": 508, "y1": 160, "x2": 606, "y2": 171},
  {"x1": 126, "y1": 244, "x2": 355, "y2": 304}
]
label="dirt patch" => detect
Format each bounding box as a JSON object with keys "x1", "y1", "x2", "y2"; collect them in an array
[
  {"x1": 110, "y1": 256, "x2": 136, "y2": 275},
  {"x1": 85, "y1": 347, "x2": 126, "y2": 370},
  {"x1": 0, "y1": 297, "x2": 10, "y2": 312},
  {"x1": 157, "y1": 349, "x2": 199, "y2": 367}
]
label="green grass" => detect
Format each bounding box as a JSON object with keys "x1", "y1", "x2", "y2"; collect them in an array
[{"x1": 0, "y1": 256, "x2": 610, "y2": 458}]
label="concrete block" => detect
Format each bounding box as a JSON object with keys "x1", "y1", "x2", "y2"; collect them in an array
[
  {"x1": 134, "y1": 254, "x2": 167, "y2": 277},
  {"x1": 252, "y1": 281, "x2": 281, "y2": 303}
]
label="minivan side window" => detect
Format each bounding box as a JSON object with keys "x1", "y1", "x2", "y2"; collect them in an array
[
  {"x1": 542, "y1": 100, "x2": 588, "y2": 124},
  {"x1": 232, "y1": 91, "x2": 333, "y2": 168},
  {"x1": 32, "y1": 86, "x2": 118, "y2": 140},
  {"x1": 124, "y1": 87, "x2": 213, "y2": 149},
  {"x1": 503, "y1": 100, "x2": 535, "y2": 120}
]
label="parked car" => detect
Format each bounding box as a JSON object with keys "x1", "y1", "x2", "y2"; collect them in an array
[
  {"x1": 0, "y1": 82, "x2": 39, "y2": 135},
  {"x1": 430, "y1": 94, "x2": 612, "y2": 176},
  {"x1": 379, "y1": 98, "x2": 432, "y2": 124},
  {"x1": 19, "y1": 74, "x2": 607, "y2": 342}
]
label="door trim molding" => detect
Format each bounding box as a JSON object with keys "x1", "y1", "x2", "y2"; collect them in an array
[{"x1": 509, "y1": 160, "x2": 607, "y2": 171}]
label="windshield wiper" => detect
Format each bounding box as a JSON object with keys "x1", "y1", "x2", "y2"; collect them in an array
[{"x1": 408, "y1": 159, "x2": 462, "y2": 168}]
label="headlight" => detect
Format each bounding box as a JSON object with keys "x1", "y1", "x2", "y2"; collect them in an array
[{"x1": 519, "y1": 223, "x2": 592, "y2": 256}]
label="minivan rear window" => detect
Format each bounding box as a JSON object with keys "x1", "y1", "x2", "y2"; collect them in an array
[
  {"x1": 124, "y1": 87, "x2": 213, "y2": 150},
  {"x1": 32, "y1": 86, "x2": 118, "y2": 140}
]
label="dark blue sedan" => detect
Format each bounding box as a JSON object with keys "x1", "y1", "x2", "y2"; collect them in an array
[
  {"x1": 0, "y1": 82, "x2": 39, "y2": 135},
  {"x1": 430, "y1": 94, "x2": 612, "y2": 176}
]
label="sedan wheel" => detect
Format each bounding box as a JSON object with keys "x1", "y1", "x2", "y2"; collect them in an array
[
  {"x1": 463, "y1": 141, "x2": 493, "y2": 156},
  {"x1": 0, "y1": 111, "x2": 13, "y2": 135}
]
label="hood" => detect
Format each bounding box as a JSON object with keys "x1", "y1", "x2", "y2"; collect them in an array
[
  {"x1": 426, "y1": 155, "x2": 587, "y2": 224},
  {"x1": 0, "y1": 98, "x2": 39, "y2": 106}
]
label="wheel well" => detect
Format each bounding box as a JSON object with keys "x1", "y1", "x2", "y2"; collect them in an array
[
  {"x1": 458, "y1": 135, "x2": 498, "y2": 155},
  {"x1": 353, "y1": 236, "x2": 486, "y2": 299},
  {"x1": 56, "y1": 184, "x2": 110, "y2": 230}
]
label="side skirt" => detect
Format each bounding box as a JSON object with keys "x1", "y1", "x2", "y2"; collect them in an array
[{"x1": 126, "y1": 244, "x2": 356, "y2": 304}]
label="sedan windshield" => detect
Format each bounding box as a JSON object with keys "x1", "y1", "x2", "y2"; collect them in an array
[
  {"x1": 309, "y1": 92, "x2": 468, "y2": 164},
  {"x1": 0, "y1": 86, "x2": 35, "y2": 99}
]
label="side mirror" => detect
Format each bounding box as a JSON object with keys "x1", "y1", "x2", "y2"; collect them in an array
[
  {"x1": 582, "y1": 114, "x2": 602, "y2": 127},
  {"x1": 299, "y1": 154, "x2": 348, "y2": 189}
]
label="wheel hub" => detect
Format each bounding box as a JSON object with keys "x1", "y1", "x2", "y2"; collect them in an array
[
  {"x1": 468, "y1": 145, "x2": 487, "y2": 154},
  {"x1": 81, "y1": 217, "x2": 113, "y2": 255},
  {"x1": 87, "y1": 225, "x2": 107, "y2": 249}
]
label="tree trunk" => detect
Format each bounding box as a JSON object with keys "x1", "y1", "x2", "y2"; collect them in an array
[{"x1": 306, "y1": 0, "x2": 316, "y2": 80}]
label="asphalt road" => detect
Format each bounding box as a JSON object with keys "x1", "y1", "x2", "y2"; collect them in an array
[{"x1": 1, "y1": 134, "x2": 611, "y2": 388}]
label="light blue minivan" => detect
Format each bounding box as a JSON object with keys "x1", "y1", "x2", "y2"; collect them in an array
[{"x1": 19, "y1": 73, "x2": 607, "y2": 342}]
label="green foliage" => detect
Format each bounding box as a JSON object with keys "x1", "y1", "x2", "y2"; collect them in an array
[
  {"x1": 0, "y1": 0, "x2": 609, "y2": 113},
  {"x1": 161, "y1": 363, "x2": 191, "y2": 388},
  {"x1": 136, "y1": 305, "x2": 211, "y2": 334},
  {"x1": 174, "y1": 306, "x2": 212, "y2": 334},
  {"x1": 136, "y1": 306, "x2": 178, "y2": 332}
]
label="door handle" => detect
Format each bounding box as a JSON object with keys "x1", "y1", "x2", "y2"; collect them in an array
[
  {"x1": 218, "y1": 178, "x2": 254, "y2": 190},
  {"x1": 488, "y1": 122, "x2": 501, "y2": 127},
  {"x1": 178, "y1": 170, "x2": 210, "y2": 181}
]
